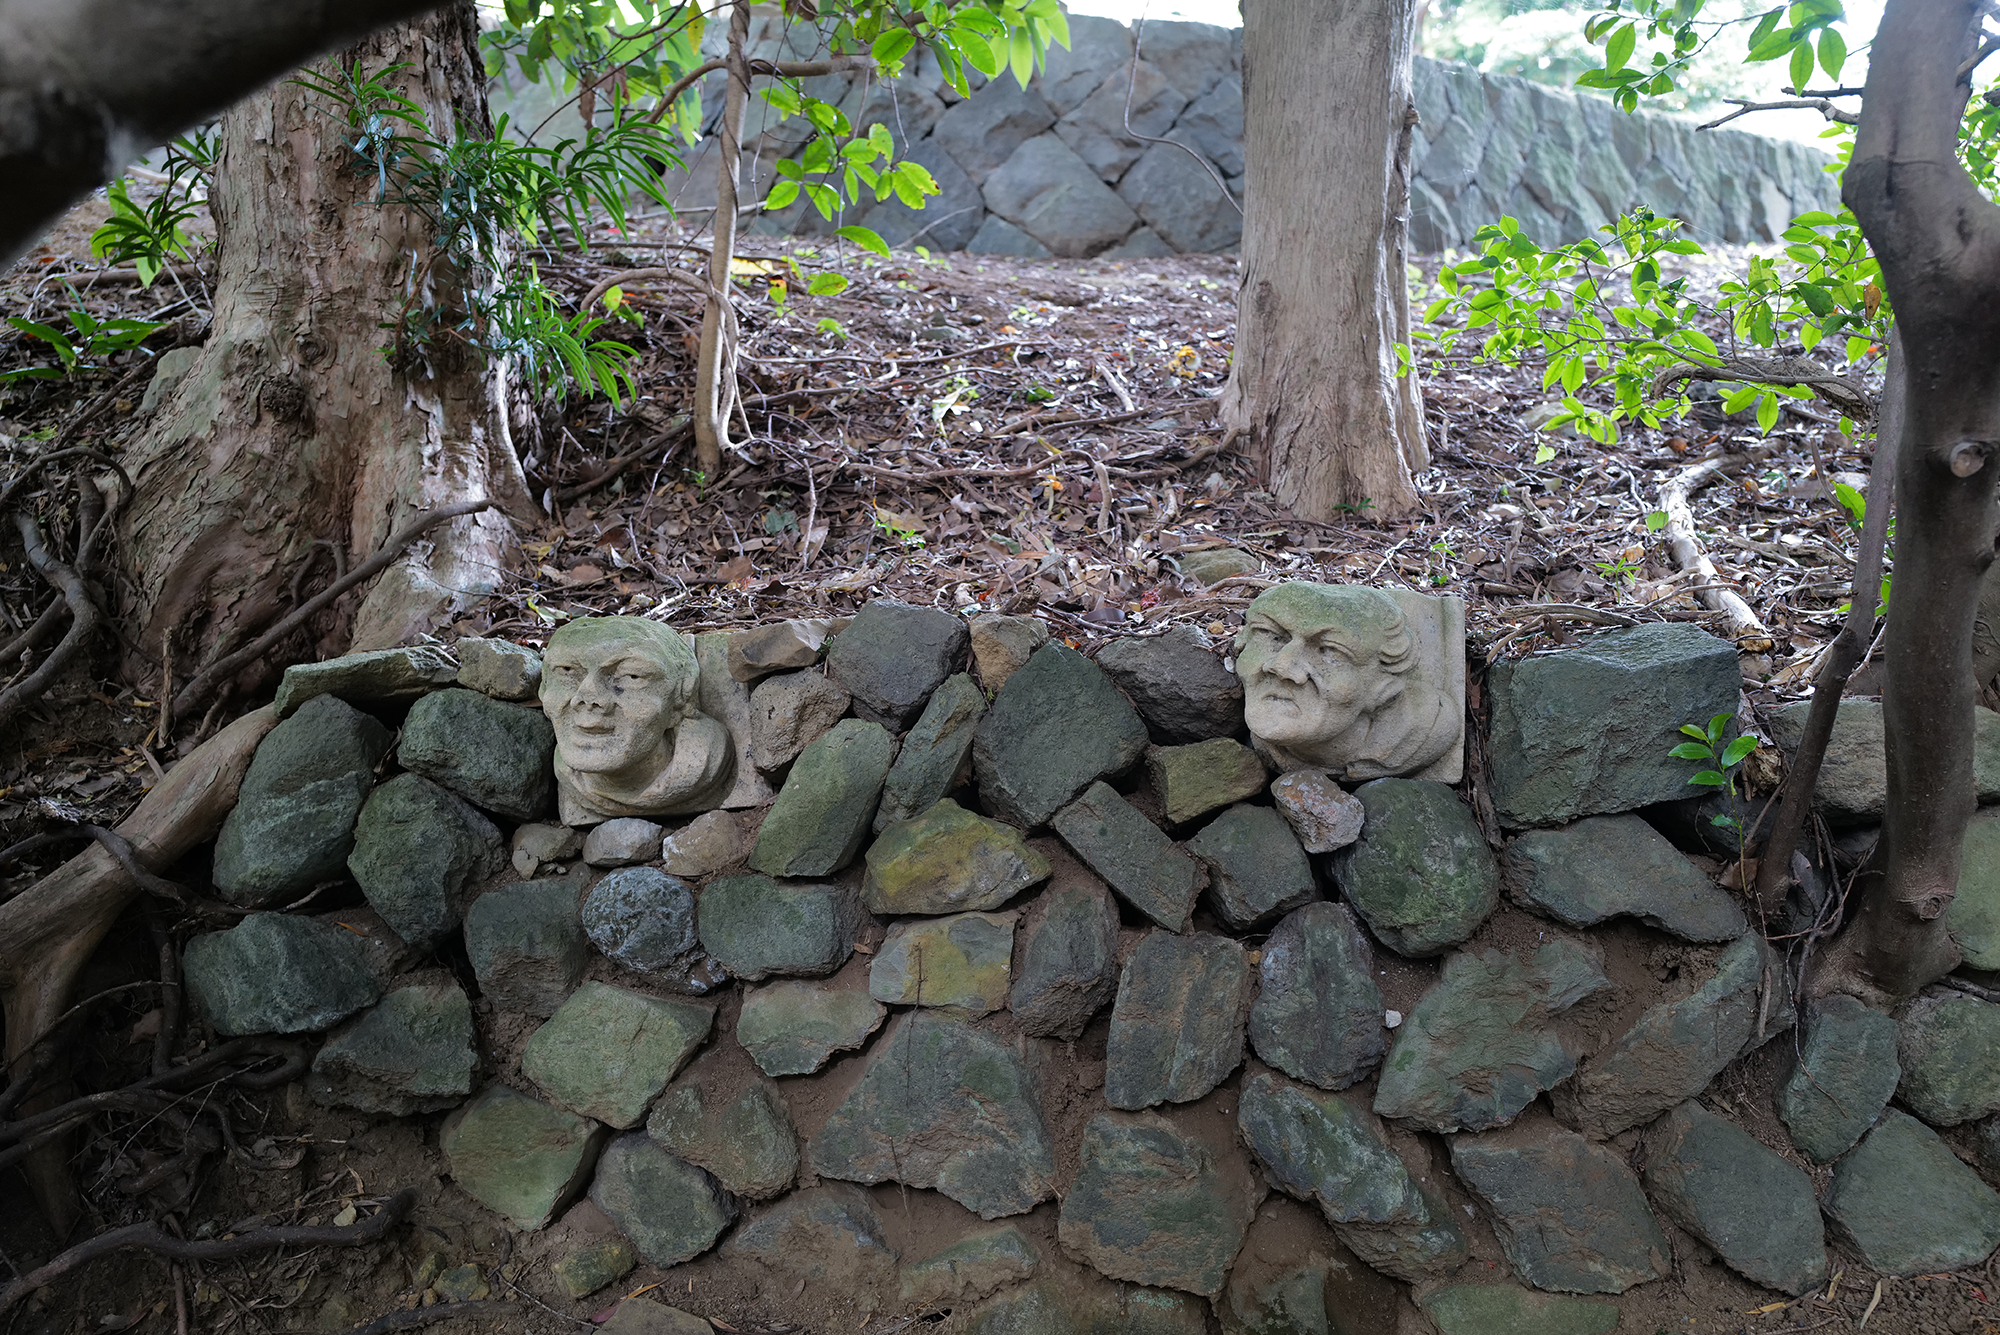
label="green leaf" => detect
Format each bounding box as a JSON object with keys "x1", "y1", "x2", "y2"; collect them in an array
[
  {"x1": 1720, "y1": 735, "x2": 1760, "y2": 765},
  {"x1": 1009, "y1": 26, "x2": 1035, "y2": 88},
  {"x1": 1605, "y1": 23, "x2": 1637, "y2": 72},
  {"x1": 1789, "y1": 40, "x2": 1816, "y2": 93},
  {"x1": 1689, "y1": 769, "x2": 1729, "y2": 787},
  {"x1": 1796, "y1": 283, "x2": 1836, "y2": 316},
  {"x1": 1755, "y1": 391, "x2": 1780, "y2": 433},
  {"x1": 807, "y1": 272, "x2": 849, "y2": 296},
  {"x1": 1680, "y1": 724, "x2": 1712, "y2": 741},
  {"x1": 1645, "y1": 509, "x2": 1670, "y2": 531},
  {"x1": 1818, "y1": 26, "x2": 1846, "y2": 78},
  {"x1": 1533, "y1": 442, "x2": 1556, "y2": 464},
  {"x1": 764, "y1": 179, "x2": 800, "y2": 211},
  {"x1": 836, "y1": 224, "x2": 891, "y2": 258},
  {"x1": 871, "y1": 27, "x2": 916, "y2": 64},
  {"x1": 1669, "y1": 742, "x2": 1716, "y2": 760},
  {"x1": 1708, "y1": 713, "x2": 1734, "y2": 741}
]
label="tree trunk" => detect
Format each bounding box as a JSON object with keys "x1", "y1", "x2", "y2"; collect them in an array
[
  {"x1": 691, "y1": 0, "x2": 751, "y2": 482},
  {"x1": 1820, "y1": 0, "x2": 2000, "y2": 1000},
  {"x1": 1222, "y1": 0, "x2": 1428, "y2": 520},
  {"x1": 118, "y1": 0, "x2": 532, "y2": 708}
]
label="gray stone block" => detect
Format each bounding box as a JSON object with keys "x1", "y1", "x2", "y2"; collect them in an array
[
  {"x1": 1170, "y1": 78, "x2": 1244, "y2": 179},
  {"x1": 1134, "y1": 20, "x2": 1235, "y2": 103},
  {"x1": 983, "y1": 133, "x2": 1142, "y2": 256},
  {"x1": 1053, "y1": 60, "x2": 1187, "y2": 184},
  {"x1": 967, "y1": 214, "x2": 1051, "y2": 256},
  {"x1": 1118, "y1": 141, "x2": 1241, "y2": 253},
  {"x1": 933, "y1": 78, "x2": 1057, "y2": 178},
  {"x1": 1034, "y1": 14, "x2": 1135, "y2": 114}
]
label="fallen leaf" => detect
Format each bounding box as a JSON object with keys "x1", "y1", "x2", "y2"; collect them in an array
[{"x1": 332, "y1": 1204, "x2": 358, "y2": 1227}]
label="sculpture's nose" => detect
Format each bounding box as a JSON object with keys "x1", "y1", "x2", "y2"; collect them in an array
[{"x1": 1270, "y1": 637, "x2": 1311, "y2": 683}]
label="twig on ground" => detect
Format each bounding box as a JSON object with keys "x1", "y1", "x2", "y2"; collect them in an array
[
  {"x1": 1655, "y1": 449, "x2": 1776, "y2": 649},
  {"x1": 345, "y1": 1301, "x2": 526, "y2": 1334}
]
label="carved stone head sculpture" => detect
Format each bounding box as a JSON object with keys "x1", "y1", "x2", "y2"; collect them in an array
[
  {"x1": 540, "y1": 616, "x2": 735, "y2": 824},
  {"x1": 1235, "y1": 582, "x2": 1465, "y2": 783}
]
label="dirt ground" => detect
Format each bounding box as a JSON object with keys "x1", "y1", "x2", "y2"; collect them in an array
[{"x1": 2, "y1": 191, "x2": 1983, "y2": 1334}]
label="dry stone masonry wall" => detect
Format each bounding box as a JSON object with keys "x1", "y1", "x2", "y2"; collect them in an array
[
  {"x1": 647, "y1": 16, "x2": 1841, "y2": 256},
  {"x1": 171, "y1": 586, "x2": 2000, "y2": 1334}
]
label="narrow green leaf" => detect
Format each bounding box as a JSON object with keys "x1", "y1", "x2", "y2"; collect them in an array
[
  {"x1": 837, "y1": 224, "x2": 891, "y2": 257},
  {"x1": 1720, "y1": 735, "x2": 1760, "y2": 765},
  {"x1": 1606, "y1": 23, "x2": 1637, "y2": 71}
]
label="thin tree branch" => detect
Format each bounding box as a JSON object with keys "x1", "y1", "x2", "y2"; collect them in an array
[
  {"x1": 171, "y1": 500, "x2": 491, "y2": 717},
  {"x1": 1699, "y1": 96, "x2": 1860, "y2": 130}
]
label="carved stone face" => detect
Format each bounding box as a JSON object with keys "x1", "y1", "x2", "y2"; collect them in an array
[
  {"x1": 540, "y1": 617, "x2": 698, "y2": 785},
  {"x1": 1235, "y1": 583, "x2": 1460, "y2": 782},
  {"x1": 1237, "y1": 585, "x2": 1408, "y2": 749}
]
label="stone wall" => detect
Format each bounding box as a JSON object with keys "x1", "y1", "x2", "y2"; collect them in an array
[{"x1": 641, "y1": 16, "x2": 1841, "y2": 256}]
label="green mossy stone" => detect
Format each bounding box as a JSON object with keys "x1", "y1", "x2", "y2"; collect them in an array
[
  {"x1": 1105, "y1": 930, "x2": 1252, "y2": 1109},
  {"x1": 735, "y1": 980, "x2": 887, "y2": 1076},
  {"x1": 862, "y1": 798, "x2": 1049, "y2": 914},
  {"x1": 1897, "y1": 991, "x2": 2000, "y2": 1127},
  {"x1": 1951, "y1": 809, "x2": 2000, "y2": 969},
  {"x1": 272, "y1": 645, "x2": 457, "y2": 717},
  {"x1": 588, "y1": 1131, "x2": 736, "y2": 1266},
  {"x1": 900, "y1": 1225, "x2": 1041, "y2": 1306},
  {"x1": 183, "y1": 912, "x2": 382, "y2": 1037},
  {"x1": 876, "y1": 673, "x2": 986, "y2": 829},
  {"x1": 868, "y1": 912, "x2": 1016, "y2": 1014},
  {"x1": 1248, "y1": 902, "x2": 1385, "y2": 1092},
  {"x1": 1145, "y1": 739, "x2": 1266, "y2": 825},
  {"x1": 1824, "y1": 1109, "x2": 2000, "y2": 1274},
  {"x1": 1051, "y1": 781, "x2": 1205, "y2": 932},
  {"x1": 1186, "y1": 802, "x2": 1318, "y2": 932},
  {"x1": 397, "y1": 686, "x2": 555, "y2": 820},
  {"x1": 440, "y1": 1084, "x2": 606, "y2": 1231},
  {"x1": 646, "y1": 1079, "x2": 798, "y2": 1200},
  {"x1": 1776, "y1": 995, "x2": 1899, "y2": 1163},
  {"x1": 463, "y1": 876, "x2": 587, "y2": 1017},
  {"x1": 1333, "y1": 779, "x2": 1497, "y2": 956},
  {"x1": 1504, "y1": 813, "x2": 1746, "y2": 942},
  {"x1": 213, "y1": 694, "x2": 393, "y2": 906},
  {"x1": 307, "y1": 981, "x2": 476, "y2": 1115},
  {"x1": 826, "y1": 599, "x2": 969, "y2": 729},
  {"x1": 1448, "y1": 1129, "x2": 1670, "y2": 1294},
  {"x1": 552, "y1": 1240, "x2": 636, "y2": 1299},
  {"x1": 1419, "y1": 1285, "x2": 1619, "y2": 1335},
  {"x1": 1641, "y1": 1101, "x2": 1827, "y2": 1295},
  {"x1": 973, "y1": 644, "x2": 1150, "y2": 827},
  {"x1": 521, "y1": 981, "x2": 714, "y2": 1129},
  {"x1": 749, "y1": 719, "x2": 898, "y2": 876},
  {"x1": 696, "y1": 875, "x2": 869, "y2": 981},
  {"x1": 1010, "y1": 882, "x2": 1120, "y2": 1040},
  {"x1": 347, "y1": 772, "x2": 505, "y2": 950}
]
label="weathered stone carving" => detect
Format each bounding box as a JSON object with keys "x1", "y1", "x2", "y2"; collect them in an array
[
  {"x1": 541, "y1": 617, "x2": 735, "y2": 824},
  {"x1": 1235, "y1": 583, "x2": 1465, "y2": 784}
]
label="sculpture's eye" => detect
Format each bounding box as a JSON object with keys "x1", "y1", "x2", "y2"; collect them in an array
[{"x1": 550, "y1": 663, "x2": 582, "y2": 680}]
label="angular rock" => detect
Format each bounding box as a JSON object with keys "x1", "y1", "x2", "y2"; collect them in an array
[
  {"x1": 307, "y1": 981, "x2": 477, "y2": 1115},
  {"x1": 1053, "y1": 58, "x2": 1186, "y2": 183},
  {"x1": 1105, "y1": 930, "x2": 1252, "y2": 1109},
  {"x1": 875, "y1": 673, "x2": 985, "y2": 829},
  {"x1": 347, "y1": 773, "x2": 505, "y2": 950},
  {"x1": 441, "y1": 1084, "x2": 606, "y2": 1230},
  {"x1": 582, "y1": 817, "x2": 664, "y2": 868},
  {"x1": 1187, "y1": 802, "x2": 1318, "y2": 931},
  {"x1": 747, "y1": 669, "x2": 850, "y2": 772},
  {"x1": 693, "y1": 633, "x2": 776, "y2": 810},
  {"x1": 1095, "y1": 625, "x2": 1244, "y2": 744},
  {"x1": 272, "y1": 645, "x2": 458, "y2": 717},
  {"x1": 1057, "y1": 1112, "x2": 1260, "y2": 1298},
  {"x1": 900, "y1": 1226, "x2": 1040, "y2": 1306},
  {"x1": 580, "y1": 866, "x2": 697, "y2": 973},
  {"x1": 1486, "y1": 622, "x2": 1741, "y2": 827},
  {"x1": 1010, "y1": 880, "x2": 1120, "y2": 1039},
  {"x1": 869, "y1": 912, "x2": 1016, "y2": 1014},
  {"x1": 1333, "y1": 779, "x2": 1498, "y2": 956},
  {"x1": 727, "y1": 618, "x2": 832, "y2": 682},
  {"x1": 1051, "y1": 781, "x2": 1205, "y2": 931},
  {"x1": 1419, "y1": 1286, "x2": 1619, "y2": 1335},
  {"x1": 589, "y1": 1131, "x2": 736, "y2": 1266},
  {"x1": 1768, "y1": 700, "x2": 2000, "y2": 826},
  {"x1": 696, "y1": 875, "x2": 867, "y2": 981},
  {"x1": 748, "y1": 719, "x2": 897, "y2": 876},
  {"x1": 455, "y1": 637, "x2": 542, "y2": 700},
  {"x1": 826, "y1": 599, "x2": 968, "y2": 729},
  {"x1": 1642, "y1": 1101, "x2": 1827, "y2": 1295},
  {"x1": 1504, "y1": 814, "x2": 1747, "y2": 942},
  {"x1": 1249, "y1": 902, "x2": 1385, "y2": 1091},
  {"x1": 1824, "y1": 1109, "x2": 2000, "y2": 1274},
  {"x1": 213, "y1": 694, "x2": 393, "y2": 906},
  {"x1": 1237, "y1": 1071, "x2": 1467, "y2": 1282},
  {"x1": 727, "y1": 1185, "x2": 900, "y2": 1299},
  {"x1": 1951, "y1": 808, "x2": 2000, "y2": 969},
  {"x1": 1777, "y1": 995, "x2": 1900, "y2": 1162},
  {"x1": 958, "y1": 1278, "x2": 1208, "y2": 1335},
  {"x1": 1177, "y1": 547, "x2": 1258, "y2": 586},
  {"x1": 1217, "y1": 1204, "x2": 1407, "y2": 1335},
  {"x1": 969, "y1": 613, "x2": 1049, "y2": 691},
  {"x1": 1146, "y1": 739, "x2": 1265, "y2": 825},
  {"x1": 437, "y1": 1263, "x2": 487, "y2": 1301},
  {"x1": 660, "y1": 809, "x2": 752, "y2": 877},
  {"x1": 184, "y1": 913, "x2": 382, "y2": 1036},
  {"x1": 553, "y1": 1239, "x2": 635, "y2": 1299},
  {"x1": 398, "y1": 687, "x2": 556, "y2": 820},
  {"x1": 1558, "y1": 934, "x2": 1782, "y2": 1135},
  {"x1": 1898, "y1": 990, "x2": 2000, "y2": 1127},
  {"x1": 934, "y1": 77, "x2": 1059, "y2": 177},
  {"x1": 521, "y1": 981, "x2": 713, "y2": 1128},
  {"x1": 646, "y1": 1078, "x2": 797, "y2": 1199},
  {"x1": 1270, "y1": 770, "x2": 1365, "y2": 854},
  {"x1": 1449, "y1": 1128, "x2": 1671, "y2": 1294},
  {"x1": 809, "y1": 1012, "x2": 1056, "y2": 1218},
  {"x1": 863, "y1": 798, "x2": 1049, "y2": 914},
  {"x1": 597, "y1": 1299, "x2": 711, "y2": 1335},
  {"x1": 511, "y1": 822, "x2": 581, "y2": 878},
  {"x1": 974, "y1": 644, "x2": 1150, "y2": 827},
  {"x1": 982, "y1": 134, "x2": 1141, "y2": 256},
  {"x1": 1373, "y1": 939, "x2": 1612, "y2": 1133},
  {"x1": 735, "y1": 980, "x2": 887, "y2": 1076}
]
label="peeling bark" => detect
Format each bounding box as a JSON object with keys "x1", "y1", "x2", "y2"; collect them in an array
[
  {"x1": 118, "y1": 2, "x2": 533, "y2": 693},
  {"x1": 1222, "y1": 0, "x2": 1428, "y2": 519}
]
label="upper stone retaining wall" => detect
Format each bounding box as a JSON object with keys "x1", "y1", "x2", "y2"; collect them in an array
[{"x1": 647, "y1": 16, "x2": 1840, "y2": 256}]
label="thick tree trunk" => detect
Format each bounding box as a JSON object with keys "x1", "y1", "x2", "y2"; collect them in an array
[
  {"x1": 1222, "y1": 0, "x2": 1428, "y2": 519},
  {"x1": 118, "y1": 1, "x2": 532, "y2": 705},
  {"x1": 1821, "y1": 0, "x2": 2000, "y2": 1000}
]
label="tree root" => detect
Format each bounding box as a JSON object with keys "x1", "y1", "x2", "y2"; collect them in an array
[
  {"x1": 0, "y1": 477, "x2": 116, "y2": 727},
  {"x1": 1655, "y1": 447, "x2": 1777, "y2": 650},
  {"x1": 0, "y1": 1188, "x2": 417, "y2": 1313},
  {"x1": 171, "y1": 500, "x2": 492, "y2": 718}
]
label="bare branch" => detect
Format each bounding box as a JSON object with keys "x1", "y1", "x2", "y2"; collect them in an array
[{"x1": 1699, "y1": 96, "x2": 1860, "y2": 130}]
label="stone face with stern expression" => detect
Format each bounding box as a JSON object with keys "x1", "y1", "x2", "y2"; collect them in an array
[
  {"x1": 1234, "y1": 583, "x2": 1465, "y2": 784},
  {"x1": 541, "y1": 617, "x2": 736, "y2": 824}
]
